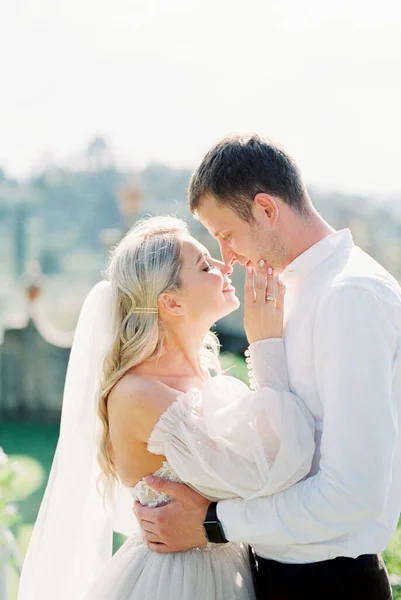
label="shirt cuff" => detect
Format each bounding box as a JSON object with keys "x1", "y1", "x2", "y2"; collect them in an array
[
  {"x1": 216, "y1": 498, "x2": 246, "y2": 543},
  {"x1": 249, "y1": 338, "x2": 290, "y2": 392}
]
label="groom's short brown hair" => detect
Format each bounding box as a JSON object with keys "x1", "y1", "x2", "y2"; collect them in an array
[{"x1": 188, "y1": 134, "x2": 309, "y2": 222}]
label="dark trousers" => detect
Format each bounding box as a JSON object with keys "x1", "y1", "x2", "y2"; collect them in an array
[{"x1": 249, "y1": 548, "x2": 393, "y2": 600}]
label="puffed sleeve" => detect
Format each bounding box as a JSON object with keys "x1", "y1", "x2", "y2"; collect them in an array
[{"x1": 147, "y1": 347, "x2": 315, "y2": 501}]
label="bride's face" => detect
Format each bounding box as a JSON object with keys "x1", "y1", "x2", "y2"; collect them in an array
[{"x1": 175, "y1": 236, "x2": 240, "y2": 323}]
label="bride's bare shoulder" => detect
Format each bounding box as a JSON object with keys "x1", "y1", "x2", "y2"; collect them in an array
[
  {"x1": 107, "y1": 373, "x2": 177, "y2": 441},
  {"x1": 110, "y1": 372, "x2": 172, "y2": 404},
  {"x1": 107, "y1": 374, "x2": 175, "y2": 485}
]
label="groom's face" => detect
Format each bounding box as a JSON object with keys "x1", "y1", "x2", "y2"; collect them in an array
[{"x1": 196, "y1": 195, "x2": 283, "y2": 270}]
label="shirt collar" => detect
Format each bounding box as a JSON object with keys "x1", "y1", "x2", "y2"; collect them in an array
[{"x1": 280, "y1": 229, "x2": 354, "y2": 286}]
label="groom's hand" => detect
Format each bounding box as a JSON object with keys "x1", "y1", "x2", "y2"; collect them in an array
[
  {"x1": 244, "y1": 262, "x2": 285, "y2": 344},
  {"x1": 133, "y1": 476, "x2": 211, "y2": 553}
]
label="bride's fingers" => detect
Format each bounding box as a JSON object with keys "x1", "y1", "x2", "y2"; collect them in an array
[
  {"x1": 255, "y1": 260, "x2": 267, "y2": 303},
  {"x1": 275, "y1": 280, "x2": 285, "y2": 313},
  {"x1": 244, "y1": 264, "x2": 255, "y2": 308},
  {"x1": 265, "y1": 266, "x2": 275, "y2": 301}
]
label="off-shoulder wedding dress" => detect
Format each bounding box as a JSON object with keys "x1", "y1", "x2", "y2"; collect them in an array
[{"x1": 84, "y1": 368, "x2": 315, "y2": 600}]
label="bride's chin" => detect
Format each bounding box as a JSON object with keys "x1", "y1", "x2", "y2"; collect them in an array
[{"x1": 219, "y1": 298, "x2": 241, "y2": 319}]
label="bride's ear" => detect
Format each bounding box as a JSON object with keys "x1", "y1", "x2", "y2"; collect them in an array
[{"x1": 159, "y1": 292, "x2": 185, "y2": 317}]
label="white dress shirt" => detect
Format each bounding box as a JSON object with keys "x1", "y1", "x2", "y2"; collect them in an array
[{"x1": 217, "y1": 229, "x2": 401, "y2": 563}]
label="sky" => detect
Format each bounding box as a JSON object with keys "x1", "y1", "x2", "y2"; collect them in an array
[{"x1": 1, "y1": 0, "x2": 401, "y2": 195}]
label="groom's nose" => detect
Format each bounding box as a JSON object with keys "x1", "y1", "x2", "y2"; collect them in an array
[
  {"x1": 220, "y1": 262, "x2": 233, "y2": 276},
  {"x1": 219, "y1": 241, "x2": 238, "y2": 269}
]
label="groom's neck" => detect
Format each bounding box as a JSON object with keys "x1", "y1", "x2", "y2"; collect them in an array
[{"x1": 283, "y1": 209, "x2": 335, "y2": 267}]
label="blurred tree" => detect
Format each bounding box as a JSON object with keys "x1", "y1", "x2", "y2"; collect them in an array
[
  {"x1": 38, "y1": 248, "x2": 60, "y2": 276},
  {"x1": 139, "y1": 164, "x2": 192, "y2": 216},
  {"x1": 13, "y1": 202, "x2": 28, "y2": 279},
  {"x1": 85, "y1": 137, "x2": 114, "y2": 171},
  {"x1": 118, "y1": 179, "x2": 143, "y2": 232}
]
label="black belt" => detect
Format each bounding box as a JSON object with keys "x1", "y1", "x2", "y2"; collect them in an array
[{"x1": 254, "y1": 552, "x2": 377, "y2": 574}]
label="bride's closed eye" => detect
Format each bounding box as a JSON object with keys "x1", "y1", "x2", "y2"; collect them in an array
[{"x1": 203, "y1": 261, "x2": 213, "y2": 272}]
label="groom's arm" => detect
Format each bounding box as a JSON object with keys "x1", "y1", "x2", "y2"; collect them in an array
[{"x1": 217, "y1": 284, "x2": 399, "y2": 546}]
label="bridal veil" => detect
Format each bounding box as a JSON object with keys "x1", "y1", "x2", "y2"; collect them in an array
[{"x1": 18, "y1": 281, "x2": 138, "y2": 600}]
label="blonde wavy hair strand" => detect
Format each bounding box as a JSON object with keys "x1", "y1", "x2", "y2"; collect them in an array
[{"x1": 97, "y1": 216, "x2": 221, "y2": 498}]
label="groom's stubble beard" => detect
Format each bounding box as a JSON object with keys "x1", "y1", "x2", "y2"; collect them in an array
[{"x1": 251, "y1": 221, "x2": 288, "y2": 270}]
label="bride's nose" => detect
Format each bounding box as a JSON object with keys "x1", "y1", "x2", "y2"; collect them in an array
[{"x1": 217, "y1": 261, "x2": 233, "y2": 277}]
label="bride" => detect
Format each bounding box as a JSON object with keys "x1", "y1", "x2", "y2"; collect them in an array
[{"x1": 18, "y1": 215, "x2": 315, "y2": 600}]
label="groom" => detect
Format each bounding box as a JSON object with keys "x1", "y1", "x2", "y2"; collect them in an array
[{"x1": 134, "y1": 134, "x2": 400, "y2": 599}]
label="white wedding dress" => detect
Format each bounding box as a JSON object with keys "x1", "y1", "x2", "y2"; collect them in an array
[{"x1": 84, "y1": 373, "x2": 316, "y2": 600}]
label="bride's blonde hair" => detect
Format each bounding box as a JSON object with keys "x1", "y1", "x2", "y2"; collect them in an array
[{"x1": 97, "y1": 215, "x2": 221, "y2": 496}]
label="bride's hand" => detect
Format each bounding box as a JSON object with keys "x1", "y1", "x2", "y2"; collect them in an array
[{"x1": 244, "y1": 261, "x2": 285, "y2": 344}]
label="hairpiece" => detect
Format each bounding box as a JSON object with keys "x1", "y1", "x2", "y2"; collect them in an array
[{"x1": 132, "y1": 307, "x2": 158, "y2": 314}]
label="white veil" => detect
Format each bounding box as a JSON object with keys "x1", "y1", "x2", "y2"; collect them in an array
[{"x1": 18, "y1": 281, "x2": 138, "y2": 600}]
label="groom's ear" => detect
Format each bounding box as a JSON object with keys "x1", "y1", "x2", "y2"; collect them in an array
[
  {"x1": 254, "y1": 193, "x2": 279, "y2": 225},
  {"x1": 159, "y1": 292, "x2": 185, "y2": 317}
]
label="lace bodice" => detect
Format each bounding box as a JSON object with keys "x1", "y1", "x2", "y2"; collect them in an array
[{"x1": 129, "y1": 461, "x2": 182, "y2": 507}]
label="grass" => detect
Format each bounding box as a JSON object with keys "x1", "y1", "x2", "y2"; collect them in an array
[
  {"x1": 0, "y1": 421, "x2": 59, "y2": 599},
  {"x1": 0, "y1": 421, "x2": 127, "y2": 599},
  {"x1": 1, "y1": 356, "x2": 400, "y2": 599}
]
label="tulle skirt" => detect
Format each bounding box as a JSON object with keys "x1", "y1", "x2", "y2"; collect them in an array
[{"x1": 84, "y1": 536, "x2": 256, "y2": 600}]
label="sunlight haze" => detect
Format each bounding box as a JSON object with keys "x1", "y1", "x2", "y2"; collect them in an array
[{"x1": 1, "y1": 0, "x2": 401, "y2": 195}]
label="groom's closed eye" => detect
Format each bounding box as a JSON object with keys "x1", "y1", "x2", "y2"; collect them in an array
[{"x1": 221, "y1": 233, "x2": 232, "y2": 242}]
